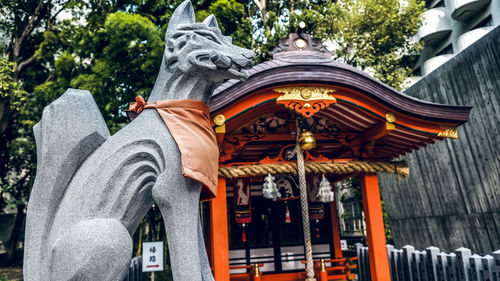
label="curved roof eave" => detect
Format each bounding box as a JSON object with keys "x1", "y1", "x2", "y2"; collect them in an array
[{"x1": 209, "y1": 56, "x2": 472, "y2": 124}]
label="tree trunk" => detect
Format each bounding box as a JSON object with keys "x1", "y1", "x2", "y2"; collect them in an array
[
  {"x1": 6, "y1": 204, "x2": 25, "y2": 264},
  {"x1": 253, "y1": 0, "x2": 270, "y2": 34}
]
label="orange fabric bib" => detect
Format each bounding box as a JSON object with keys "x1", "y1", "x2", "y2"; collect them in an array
[{"x1": 130, "y1": 97, "x2": 218, "y2": 201}]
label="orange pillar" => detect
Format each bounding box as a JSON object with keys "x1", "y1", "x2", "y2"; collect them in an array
[
  {"x1": 360, "y1": 174, "x2": 391, "y2": 281},
  {"x1": 330, "y1": 202, "x2": 343, "y2": 259},
  {"x1": 210, "y1": 177, "x2": 230, "y2": 281}
]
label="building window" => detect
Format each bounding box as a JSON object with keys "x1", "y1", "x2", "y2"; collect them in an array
[
  {"x1": 427, "y1": 0, "x2": 445, "y2": 9},
  {"x1": 413, "y1": 67, "x2": 422, "y2": 76},
  {"x1": 473, "y1": 15, "x2": 493, "y2": 29},
  {"x1": 435, "y1": 0, "x2": 445, "y2": 7},
  {"x1": 436, "y1": 44, "x2": 453, "y2": 56}
]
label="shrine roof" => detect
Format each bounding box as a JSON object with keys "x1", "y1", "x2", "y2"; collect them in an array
[
  {"x1": 210, "y1": 33, "x2": 471, "y2": 123},
  {"x1": 209, "y1": 33, "x2": 472, "y2": 162}
]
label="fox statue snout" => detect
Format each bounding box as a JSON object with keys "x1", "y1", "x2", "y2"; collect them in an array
[{"x1": 24, "y1": 1, "x2": 255, "y2": 281}]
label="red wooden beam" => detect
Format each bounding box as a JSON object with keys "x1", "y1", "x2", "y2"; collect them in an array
[
  {"x1": 360, "y1": 174, "x2": 391, "y2": 281},
  {"x1": 362, "y1": 122, "x2": 395, "y2": 142},
  {"x1": 210, "y1": 178, "x2": 230, "y2": 281}
]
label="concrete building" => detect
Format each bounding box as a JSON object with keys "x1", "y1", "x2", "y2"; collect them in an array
[
  {"x1": 380, "y1": 25, "x2": 500, "y2": 254},
  {"x1": 413, "y1": 0, "x2": 500, "y2": 77}
]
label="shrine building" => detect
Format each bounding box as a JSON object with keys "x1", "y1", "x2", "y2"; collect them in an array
[{"x1": 203, "y1": 33, "x2": 472, "y2": 281}]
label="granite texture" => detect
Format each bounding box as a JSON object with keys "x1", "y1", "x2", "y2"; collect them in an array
[{"x1": 23, "y1": 1, "x2": 254, "y2": 280}]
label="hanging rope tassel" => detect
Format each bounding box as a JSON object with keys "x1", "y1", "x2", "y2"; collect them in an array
[{"x1": 317, "y1": 174, "x2": 334, "y2": 203}]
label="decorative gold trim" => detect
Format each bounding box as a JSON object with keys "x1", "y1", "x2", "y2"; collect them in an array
[
  {"x1": 385, "y1": 112, "x2": 396, "y2": 123},
  {"x1": 275, "y1": 87, "x2": 336, "y2": 102},
  {"x1": 385, "y1": 122, "x2": 396, "y2": 130},
  {"x1": 438, "y1": 126, "x2": 458, "y2": 139},
  {"x1": 274, "y1": 87, "x2": 337, "y2": 117},
  {"x1": 214, "y1": 114, "x2": 226, "y2": 126},
  {"x1": 215, "y1": 124, "x2": 225, "y2": 134}
]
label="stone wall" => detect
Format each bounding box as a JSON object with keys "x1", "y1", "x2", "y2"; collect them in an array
[{"x1": 379, "y1": 26, "x2": 500, "y2": 254}]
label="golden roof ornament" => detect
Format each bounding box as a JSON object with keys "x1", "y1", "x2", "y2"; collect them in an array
[
  {"x1": 274, "y1": 87, "x2": 337, "y2": 117},
  {"x1": 438, "y1": 126, "x2": 458, "y2": 139}
]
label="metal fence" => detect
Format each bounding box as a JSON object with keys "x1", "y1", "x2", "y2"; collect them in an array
[
  {"x1": 124, "y1": 256, "x2": 143, "y2": 281},
  {"x1": 356, "y1": 244, "x2": 500, "y2": 281}
]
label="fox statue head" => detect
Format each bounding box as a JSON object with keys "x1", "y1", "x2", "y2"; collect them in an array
[{"x1": 149, "y1": 0, "x2": 255, "y2": 102}]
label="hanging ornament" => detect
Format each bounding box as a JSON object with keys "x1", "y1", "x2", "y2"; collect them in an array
[
  {"x1": 317, "y1": 174, "x2": 334, "y2": 203},
  {"x1": 307, "y1": 174, "x2": 325, "y2": 220},
  {"x1": 285, "y1": 203, "x2": 291, "y2": 223},
  {"x1": 263, "y1": 173, "x2": 281, "y2": 201},
  {"x1": 315, "y1": 219, "x2": 320, "y2": 239},
  {"x1": 298, "y1": 130, "x2": 316, "y2": 150},
  {"x1": 241, "y1": 223, "x2": 247, "y2": 242},
  {"x1": 234, "y1": 178, "x2": 252, "y2": 224},
  {"x1": 276, "y1": 175, "x2": 300, "y2": 201}
]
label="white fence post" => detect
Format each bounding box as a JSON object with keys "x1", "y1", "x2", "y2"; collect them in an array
[{"x1": 356, "y1": 245, "x2": 499, "y2": 281}]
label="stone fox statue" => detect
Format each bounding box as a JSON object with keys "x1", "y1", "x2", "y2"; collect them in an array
[{"x1": 23, "y1": 1, "x2": 254, "y2": 280}]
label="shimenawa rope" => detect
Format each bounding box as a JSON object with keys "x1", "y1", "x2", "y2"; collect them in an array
[{"x1": 218, "y1": 160, "x2": 409, "y2": 178}]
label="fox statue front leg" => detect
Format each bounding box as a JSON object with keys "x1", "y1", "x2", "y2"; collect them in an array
[{"x1": 151, "y1": 141, "x2": 207, "y2": 281}]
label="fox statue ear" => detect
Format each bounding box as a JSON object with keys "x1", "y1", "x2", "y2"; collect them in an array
[
  {"x1": 203, "y1": 14, "x2": 219, "y2": 28},
  {"x1": 166, "y1": 0, "x2": 195, "y2": 39}
]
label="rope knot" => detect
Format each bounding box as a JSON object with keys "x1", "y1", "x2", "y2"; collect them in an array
[{"x1": 129, "y1": 96, "x2": 146, "y2": 113}]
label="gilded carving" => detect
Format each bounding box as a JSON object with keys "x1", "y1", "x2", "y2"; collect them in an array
[
  {"x1": 438, "y1": 126, "x2": 458, "y2": 139},
  {"x1": 274, "y1": 87, "x2": 337, "y2": 117},
  {"x1": 275, "y1": 87, "x2": 336, "y2": 101}
]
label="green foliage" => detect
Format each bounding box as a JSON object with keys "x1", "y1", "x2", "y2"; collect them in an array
[
  {"x1": 0, "y1": 0, "x2": 423, "y2": 263},
  {"x1": 381, "y1": 200, "x2": 393, "y2": 244},
  {"x1": 0, "y1": 59, "x2": 29, "y2": 111},
  {"x1": 295, "y1": 0, "x2": 425, "y2": 89},
  {"x1": 206, "y1": 0, "x2": 253, "y2": 49},
  {"x1": 0, "y1": 57, "x2": 34, "y2": 213},
  {"x1": 68, "y1": 12, "x2": 164, "y2": 133}
]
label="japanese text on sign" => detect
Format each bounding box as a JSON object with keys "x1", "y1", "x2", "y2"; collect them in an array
[{"x1": 142, "y1": 242, "x2": 164, "y2": 272}]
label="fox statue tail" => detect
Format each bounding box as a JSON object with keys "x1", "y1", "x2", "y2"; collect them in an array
[{"x1": 23, "y1": 89, "x2": 110, "y2": 281}]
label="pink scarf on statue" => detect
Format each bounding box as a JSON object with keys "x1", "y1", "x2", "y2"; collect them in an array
[{"x1": 130, "y1": 96, "x2": 218, "y2": 201}]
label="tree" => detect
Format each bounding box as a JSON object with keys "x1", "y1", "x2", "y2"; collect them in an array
[
  {"x1": 244, "y1": 0, "x2": 425, "y2": 88},
  {"x1": 0, "y1": 0, "x2": 423, "y2": 264},
  {"x1": 0, "y1": 0, "x2": 81, "y2": 263},
  {"x1": 291, "y1": 0, "x2": 425, "y2": 89},
  {"x1": 34, "y1": 0, "x2": 253, "y2": 133},
  {"x1": 0, "y1": 0, "x2": 253, "y2": 263},
  {"x1": 0, "y1": 57, "x2": 33, "y2": 263}
]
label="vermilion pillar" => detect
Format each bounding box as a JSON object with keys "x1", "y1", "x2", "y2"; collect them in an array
[
  {"x1": 210, "y1": 177, "x2": 230, "y2": 281},
  {"x1": 329, "y1": 202, "x2": 343, "y2": 259},
  {"x1": 360, "y1": 174, "x2": 391, "y2": 281}
]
